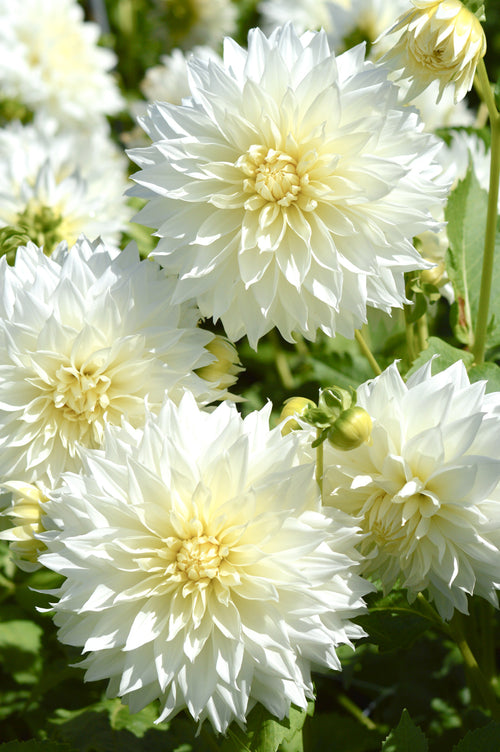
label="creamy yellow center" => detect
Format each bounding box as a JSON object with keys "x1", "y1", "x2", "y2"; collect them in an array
[
  {"x1": 175, "y1": 535, "x2": 227, "y2": 581},
  {"x1": 53, "y1": 362, "x2": 111, "y2": 426},
  {"x1": 239, "y1": 146, "x2": 307, "y2": 207}
]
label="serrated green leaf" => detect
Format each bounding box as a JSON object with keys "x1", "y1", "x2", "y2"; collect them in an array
[
  {"x1": 405, "y1": 337, "x2": 474, "y2": 379},
  {"x1": 218, "y1": 704, "x2": 309, "y2": 752},
  {"x1": 381, "y1": 710, "x2": 428, "y2": 752},
  {"x1": 452, "y1": 722, "x2": 500, "y2": 751},
  {"x1": 445, "y1": 168, "x2": 500, "y2": 349},
  {"x1": 355, "y1": 609, "x2": 431, "y2": 653}
]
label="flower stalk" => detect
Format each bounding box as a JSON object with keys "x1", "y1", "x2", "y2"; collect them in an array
[
  {"x1": 354, "y1": 330, "x2": 382, "y2": 376},
  {"x1": 473, "y1": 58, "x2": 500, "y2": 364}
]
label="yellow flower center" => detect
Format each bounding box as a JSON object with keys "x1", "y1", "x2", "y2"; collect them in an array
[
  {"x1": 175, "y1": 535, "x2": 228, "y2": 581},
  {"x1": 239, "y1": 146, "x2": 307, "y2": 207},
  {"x1": 53, "y1": 362, "x2": 111, "y2": 432}
]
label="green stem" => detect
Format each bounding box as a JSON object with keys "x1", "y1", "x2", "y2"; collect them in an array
[
  {"x1": 316, "y1": 429, "x2": 324, "y2": 503},
  {"x1": 271, "y1": 332, "x2": 295, "y2": 390},
  {"x1": 404, "y1": 316, "x2": 417, "y2": 364},
  {"x1": 448, "y1": 611, "x2": 500, "y2": 719},
  {"x1": 416, "y1": 313, "x2": 429, "y2": 353},
  {"x1": 336, "y1": 693, "x2": 377, "y2": 731},
  {"x1": 473, "y1": 59, "x2": 500, "y2": 364},
  {"x1": 354, "y1": 330, "x2": 382, "y2": 376}
]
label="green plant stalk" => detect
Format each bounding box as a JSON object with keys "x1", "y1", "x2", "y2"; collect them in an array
[
  {"x1": 354, "y1": 330, "x2": 382, "y2": 375},
  {"x1": 404, "y1": 315, "x2": 417, "y2": 364},
  {"x1": 316, "y1": 428, "x2": 324, "y2": 503},
  {"x1": 416, "y1": 594, "x2": 500, "y2": 716},
  {"x1": 448, "y1": 611, "x2": 500, "y2": 719},
  {"x1": 468, "y1": 599, "x2": 497, "y2": 689},
  {"x1": 336, "y1": 692, "x2": 377, "y2": 731},
  {"x1": 472, "y1": 58, "x2": 500, "y2": 364},
  {"x1": 416, "y1": 313, "x2": 429, "y2": 353}
]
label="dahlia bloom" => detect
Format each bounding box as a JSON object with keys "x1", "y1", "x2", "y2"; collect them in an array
[
  {"x1": 0, "y1": 120, "x2": 131, "y2": 251},
  {"x1": 0, "y1": 482, "x2": 48, "y2": 572},
  {"x1": 383, "y1": 0, "x2": 487, "y2": 103},
  {"x1": 0, "y1": 237, "x2": 221, "y2": 486},
  {"x1": 0, "y1": 0, "x2": 123, "y2": 126},
  {"x1": 140, "y1": 47, "x2": 221, "y2": 107},
  {"x1": 324, "y1": 360, "x2": 500, "y2": 619},
  {"x1": 129, "y1": 25, "x2": 447, "y2": 348},
  {"x1": 258, "y1": 0, "x2": 350, "y2": 46},
  {"x1": 38, "y1": 395, "x2": 370, "y2": 732}
]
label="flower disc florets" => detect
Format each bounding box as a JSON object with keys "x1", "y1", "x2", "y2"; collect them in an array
[
  {"x1": 324, "y1": 360, "x2": 500, "y2": 619},
  {"x1": 129, "y1": 24, "x2": 447, "y2": 348},
  {"x1": 0, "y1": 237, "x2": 220, "y2": 486},
  {"x1": 38, "y1": 395, "x2": 371, "y2": 732}
]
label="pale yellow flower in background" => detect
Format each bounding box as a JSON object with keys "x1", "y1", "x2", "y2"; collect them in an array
[
  {"x1": 195, "y1": 335, "x2": 244, "y2": 400},
  {"x1": 383, "y1": 0, "x2": 486, "y2": 103},
  {"x1": 0, "y1": 483, "x2": 47, "y2": 572}
]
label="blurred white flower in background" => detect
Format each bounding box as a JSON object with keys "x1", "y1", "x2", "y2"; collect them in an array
[
  {"x1": 129, "y1": 25, "x2": 448, "y2": 348},
  {"x1": 39, "y1": 394, "x2": 371, "y2": 732},
  {"x1": 0, "y1": 120, "x2": 131, "y2": 250},
  {"x1": 324, "y1": 361, "x2": 500, "y2": 620},
  {"x1": 0, "y1": 237, "x2": 223, "y2": 486},
  {"x1": 0, "y1": 0, "x2": 123, "y2": 126},
  {"x1": 139, "y1": 47, "x2": 222, "y2": 107}
]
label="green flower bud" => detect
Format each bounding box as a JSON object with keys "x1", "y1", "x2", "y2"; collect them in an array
[
  {"x1": 280, "y1": 397, "x2": 316, "y2": 436},
  {"x1": 327, "y1": 406, "x2": 372, "y2": 451},
  {"x1": 420, "y1": 261, "x2": 446, "y2": 289}
]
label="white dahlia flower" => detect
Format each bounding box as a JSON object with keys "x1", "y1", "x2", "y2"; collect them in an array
[
  {"x1": 38, "y1": 394, "x2": 370, "y2": 732},
  {"x1": 0, "y1": 481, "x2": 48, "y2": 572},
  {"x1": 383, "y1": 0, "x2": 487, "y2": 104},
  {"x1": 0, "y1": 120, "x2": 131, "y2": 251},
  {"x1": 0, "y1": 0, "x2": 123, "y2": 126},
  {"x1": 0, "y1": 237, "x2": 221, "y2": 486},
  {"x1": 336, "y1": 0, "x2": 412, "y2": 56},
  {"x1": 129, "y1": 25, "x2": 447, "y2": 348},
  {"x1": 405, "y1": 80, "x2": 475, "y2": 132},
  {"x1": 324, "y1": 360, "x2": 500, "y2": 619},
  {"x1": 140, "y1": 47, "x2": 221, "y2": 107}
]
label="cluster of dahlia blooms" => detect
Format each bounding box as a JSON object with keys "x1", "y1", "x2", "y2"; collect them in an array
[{"x1": 1, "y1": 1, "x2": 499, "y2": 739}]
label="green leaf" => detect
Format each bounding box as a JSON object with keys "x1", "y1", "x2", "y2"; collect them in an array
[
  {"x1": 468, "y1": 362, "x2": 500, "y2": 391},
  {"x1": 0, "y1": 619, "x2": 43, "y2": 683},
  {"x1": 303, "y1": 712, "x2": 382, "y2": 752},
  {"x1": 49, "y1": 702, "x2": 177, "y2": 752},
  {"x1": 452, "y1": 722, "x2": 500, "y2": 751},
  {"x1": 219, "y1": 704, "x2": 309, "y2": 752},
  {"x1": 356, "y1": 609, "x2": 431, "y2": 654},
  {"x1": 445, "y1": 168, "x2": 500, "y2": 349},
  {"x1": 405, "y1": 337, "x2": 474, "y2": 379},
  {"x1": 381, "y1": 710, "x2": 428, "y2": 752}
]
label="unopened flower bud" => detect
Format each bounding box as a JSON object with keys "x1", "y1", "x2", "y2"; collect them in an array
[
  {"x1": 384, "y1": 0, "x2": 486, "y2": 103},
  {"x1": 0, "y1": 482, "x2": 47, "y2": 571},
  {"x1": 327, "y1": 406, "x2": 373, "y2": 451},
  {"x1": 196, "y1": 335, "x2": 243, "y2": 398},
  {"x1": 280, "y1": 397, "x2": 316, "y2": 436},
  {"x1": 421, "y1": 260, "x2": 446, "y2": 288}
]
